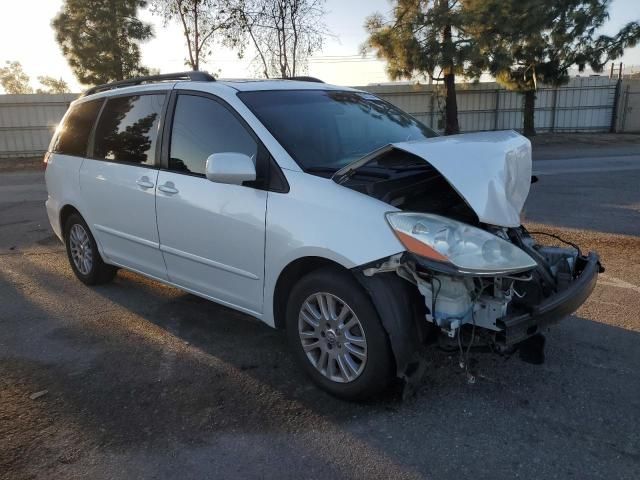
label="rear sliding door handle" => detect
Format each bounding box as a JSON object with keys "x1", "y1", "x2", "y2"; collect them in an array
[
  {"x1": 158, "y1": 182, "x2": 179, "y2": 194},
  {"x1": 136, "y1": 176, "x2": 155, "y2": 189}
]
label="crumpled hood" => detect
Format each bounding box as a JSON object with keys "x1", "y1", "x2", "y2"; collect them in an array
[{"x1": 392, "y1": 130, "x2": 532, "y2": 227}]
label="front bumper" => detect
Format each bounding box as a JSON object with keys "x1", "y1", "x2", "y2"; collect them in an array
[{"x1": 496, "y1": 252, "x2": 602, "y2": 345}]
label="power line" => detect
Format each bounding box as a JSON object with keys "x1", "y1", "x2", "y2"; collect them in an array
[{"x1": 309, "y1": 56, "x2": 382, "y2": 64}]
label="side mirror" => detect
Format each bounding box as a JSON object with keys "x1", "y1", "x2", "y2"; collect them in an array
[{"x1": 205, "y1": 152, "x2": 256, "y2": 185}]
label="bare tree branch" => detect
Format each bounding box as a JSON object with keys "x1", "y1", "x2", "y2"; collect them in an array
[
  {"x1": 150, "y1": 0, "x2": 233, "y2": 71},
  {"x1": 225, "y1": 0, "x2": 329, "y2": 78}
]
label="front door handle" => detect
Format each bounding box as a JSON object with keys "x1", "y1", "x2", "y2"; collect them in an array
[
  {"x1": 158, "y1": 182, "x2": 179, "y2": 195},
  {"x1": 136, "y1": 176, "x2": 155, "y2": 189}
]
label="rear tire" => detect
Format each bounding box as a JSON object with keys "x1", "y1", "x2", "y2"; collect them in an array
[
  {"x1": 285, "y1": 266, "x2": 394, "y2": 400},
  {"x1": 64, "y1": 213, "x2": 117, "y2": 285}
]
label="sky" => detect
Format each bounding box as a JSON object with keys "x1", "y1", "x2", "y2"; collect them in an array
[{"x1": 0, "y1": 0, "x2": 639, "y2": 92}]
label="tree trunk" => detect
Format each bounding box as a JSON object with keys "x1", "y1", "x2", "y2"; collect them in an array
[
  {"x1": 442, "y1": 23, "x2": 459, "y2": 135},
  {"x1": 193, "y1": 3, "x2": 199, "y2": 70},
  {"x1": 443, "y1": 71, "x2": 459, "y2": 135},
  {"x1": 113, "y1": 1, "x2": 124, "y2": 80},
  {"x1": 523, "y1": 89, "x2": 536, "y2": 137}
]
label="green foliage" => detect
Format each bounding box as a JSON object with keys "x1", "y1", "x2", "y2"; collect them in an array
[
  {"x1": 466, "y1": 0, "x2": 640, "y2": 135},
  {"x1": 589, "y1": 21, "x2": 640, "y2": 69},
  {"x1": 0, "y1": 61, "x2": 33, "y2": 94},
  {"x1": 36, "y1": 76, "x2": 70, "y2": 94},
  {"x1": 364, "y1": 0, "x2": 482, "y2": 134},
  {"x1": 52, "y1": 0, "x2": 153, "y2": 85},
  {"x1": 364, "y1": 0, "x2": 480, "y2": 82}
]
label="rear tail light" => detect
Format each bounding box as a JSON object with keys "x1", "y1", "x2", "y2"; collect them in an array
[{"x1": 43, "y1": 151, "x2": 51, "y2": 168}]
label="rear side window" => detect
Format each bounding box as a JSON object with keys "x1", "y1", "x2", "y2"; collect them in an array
[
  {"x1": 93, "y1": 94, "x2": 165, "y2": 166},
  {"x1": 169, "y1": 94, "x2": 258, "y2": 175},
  {"x1": 52, "y1": 99, "x2": 103, "y2": 157}
]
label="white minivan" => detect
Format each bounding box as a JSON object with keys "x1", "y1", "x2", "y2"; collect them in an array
[{"x1": 45, "y1": 72, "x2": 601, "y2": 399}]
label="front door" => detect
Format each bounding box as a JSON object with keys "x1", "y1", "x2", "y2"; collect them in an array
[
  {"x1": 155, "y1": 93, "x2": 267, "y2": 315},
  {"x1": 79, "y1": 93, "x2": 168, "y2": 280}
]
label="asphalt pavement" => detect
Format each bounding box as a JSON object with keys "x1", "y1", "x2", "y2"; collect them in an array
[{"x1": 1, "y1": 147, "x2": 639, "y2": 479}]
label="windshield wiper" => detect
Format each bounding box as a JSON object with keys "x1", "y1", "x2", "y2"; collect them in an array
[
  {"x1": 331, "y1": 144, "x2": 395, "y2": 184},
  {"x1": 387, "y1": 163, "x2": 431, "y2": 171}
]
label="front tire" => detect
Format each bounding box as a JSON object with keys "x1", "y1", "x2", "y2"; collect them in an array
[
  {"x1": 285, "y1": 266, "x2": 394, "y2": 400},
  {"x1": 64, "y1": 213, "x2": 117, "y2": 285}
]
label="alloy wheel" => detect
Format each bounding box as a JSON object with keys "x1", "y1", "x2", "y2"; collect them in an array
[
  {"x1": 69, "y1": 223, "x2": 93, "y2": 275},
  {"x1": 298, "y1": 292, "x2": 367, "y2": 383}
]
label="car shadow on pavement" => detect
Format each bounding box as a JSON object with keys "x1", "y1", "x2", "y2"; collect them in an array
[{"x1": 1, "y1": 259, "x2": 424, "y2": 478}]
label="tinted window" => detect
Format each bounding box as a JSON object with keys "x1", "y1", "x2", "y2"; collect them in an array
[
  {"x1": 239, "y1": 90, "x2": 437, "y2": 171},
  {"x1": 169, "y1": 95, "x2": 258, "y2": 175},
  {"x1": 53, "y1": 99, "x2": 102, "y2": 157},
  {"x1": 93, "y1": 94, "x2": 165, "y2": 165}
]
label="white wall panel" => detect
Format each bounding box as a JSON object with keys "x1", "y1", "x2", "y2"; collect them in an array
[
  {"x1": 0, "y1": 93, "x2": 77, "y2": 158},
  {"x1": 360, "y1": 77, "x2": 619, "y2": 134}
]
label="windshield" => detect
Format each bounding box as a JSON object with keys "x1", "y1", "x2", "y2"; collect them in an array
[{"x1": 238, "y1": 90, "x2": 438, "y2": 171}]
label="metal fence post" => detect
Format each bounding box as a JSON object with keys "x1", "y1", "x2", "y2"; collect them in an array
[
  {"x1": 621, "y1": 84, "x2": 631, "y2": 132},
  {"x1": 494, "y1": 89, "x2": 500, "y2": 130},
  {"x1": 610, "y1": 78, "x2": 622, "y2": 133},
  {"x1": 550, "y1": 87, "x2": 558, "y2": 133},
  {"x1": 429, "y1": 90, "x2": 436, "y2": 129}
]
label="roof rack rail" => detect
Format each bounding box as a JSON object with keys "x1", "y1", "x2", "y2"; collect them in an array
[
  {"x1": 278, "y1": 76, "x2": 324, "y2": 83},
  {"x1": 83, "y1": 71, "x2": 215, "y2": 96}
]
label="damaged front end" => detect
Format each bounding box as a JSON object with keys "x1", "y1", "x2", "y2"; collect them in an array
[
  {"x1": 355, "y1": 226, "x2": 601, "y2": 386},
  {"x1": 361, "y1": 228, "x2": 601, "y2": 351},
  {"x1": 345, "y1": 131, "x2": 602, "y2": 380}
]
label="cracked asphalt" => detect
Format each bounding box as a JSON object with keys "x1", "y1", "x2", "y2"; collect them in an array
[{"x1": 1, "y1": 144, "x2": 639, "y2": 479}]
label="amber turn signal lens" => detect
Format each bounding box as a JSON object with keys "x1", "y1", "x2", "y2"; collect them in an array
[{"x1": 395, "y1": 230, "x2": 449, "y2": 262}]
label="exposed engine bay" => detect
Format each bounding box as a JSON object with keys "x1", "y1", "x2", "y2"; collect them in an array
[
  {"x1": 340, "y1": 149, "x2": 479, "y2": 225},
  {"x1": 343, "y1": 136, "x2": 601, "y2": 374}
]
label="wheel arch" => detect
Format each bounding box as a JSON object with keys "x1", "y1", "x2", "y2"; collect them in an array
[
  {"x1": 272, "y1": 254, "x2": 428, "y2": 381},
  {"x1": 353, "y1": 269, "x2": 429, "y2": 379},
  {"x1": 58, "y1": 205, "x2": 107, "y2": 260},
  {"x1": 272, "y1": 256, "x2": 351, "y2": 330},
  {"x1": 59, "y1": 204, "x2": 82, "y2": 237}
]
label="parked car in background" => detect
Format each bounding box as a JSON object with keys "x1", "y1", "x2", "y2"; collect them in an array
[{"x1": 45, "y1": 72, "x2": 602, "y2": 399}]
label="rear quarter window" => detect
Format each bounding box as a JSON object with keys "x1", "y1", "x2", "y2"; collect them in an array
[
  {"x1": 92, "y1": 94, "x2": 165, "y2": 166},
  {"x1": 52, "y1": 99, "x2": 103, "y2": 157}
]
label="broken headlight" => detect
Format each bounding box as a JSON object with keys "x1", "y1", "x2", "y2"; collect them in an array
[{"x1": 385, "y1": 212, "x2": 537, "y2": 275}]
